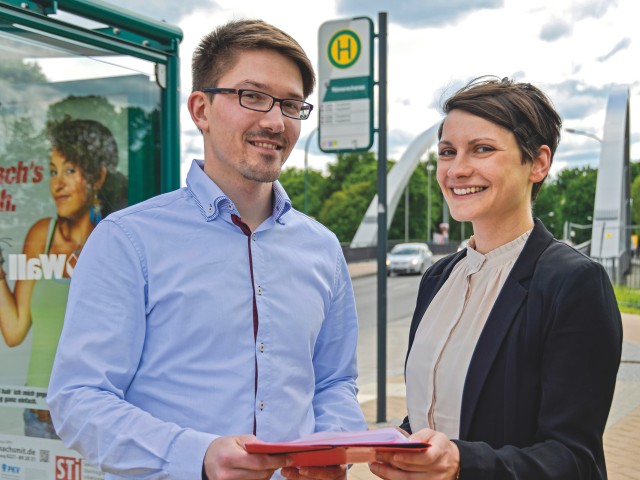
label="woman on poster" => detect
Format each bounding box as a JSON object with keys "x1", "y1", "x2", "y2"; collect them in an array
[{"x1": 0, "y1": 116, "x2": 126, "y2": 438}]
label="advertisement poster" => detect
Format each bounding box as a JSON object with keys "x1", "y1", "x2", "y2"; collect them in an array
[{"x1": 0, "y1": 76, "x2": 132, "y2": 479}]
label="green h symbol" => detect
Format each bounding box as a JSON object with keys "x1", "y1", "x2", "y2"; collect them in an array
[{"x1": 337, "y1": 37, "x2": 352, "y2": 60}]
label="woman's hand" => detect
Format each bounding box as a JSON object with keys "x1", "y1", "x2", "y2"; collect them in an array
[{"x1": 369, "y1": 428, "x2": 460, "y2": 480}]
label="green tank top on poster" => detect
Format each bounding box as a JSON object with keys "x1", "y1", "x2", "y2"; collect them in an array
[{"x1": 26, "y1": 218, "x2": 70, "y2": 388}]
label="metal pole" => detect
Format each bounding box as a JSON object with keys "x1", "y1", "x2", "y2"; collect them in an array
[
  {"x1": 405, "y1": 184, "x2": 409, "y2": 242},
  {"x1": 376, "y1": 11, "x2": 388, "y2": 424},
  {"x1": 443, "y1": 199, "x2": 449, "y2": 227},
  {"x1": 161, "y1": 42, "x2": 180, "y2": 192},
  {"x1": 303, "y1": 128, "x2": 317, "y2": 215},
  {"x1": 427, "y1": 163, "x2": 433, "y2": 242}
]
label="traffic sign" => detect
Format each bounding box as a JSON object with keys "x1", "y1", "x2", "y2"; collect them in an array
[{"x1": 318, "y1": 17, "x2": 374, "y2": 153}]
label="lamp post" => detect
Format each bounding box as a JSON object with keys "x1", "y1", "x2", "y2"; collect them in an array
[
  {"x1": 405, "y1": 183, "x2": 409, "y2": 242},
  {"x1": 303, "y1": 128, "x2": 318, "y2": 215},
  {"x1": 564, "y1": 127, "x2": 605, "y2": 247},
  {"x1": 427, "y1": 162, "x2": 435, "y2": 242},
  {"x1": 564, "y1": 128, "x2": 602, "y2": 143}
]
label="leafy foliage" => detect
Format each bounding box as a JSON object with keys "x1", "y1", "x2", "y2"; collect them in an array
[
  {"x1": 535, "y1": 166, "x2": 598, "y2": 244},
  {"x1": 280, "y1": 151, "x2": 446, "y2": 243},
  {"x1": 278, "y1": 167, "x2": 327, "y2": 219},
  {"x1": 280, "y1": 148, "x2": 640, "y2": 247},
  {"x1": 319, "y1": 182, "x2": 374, "y2": 241},
  {"x1": 0, "y1": 60, "x2": 46, "y2": 84}
]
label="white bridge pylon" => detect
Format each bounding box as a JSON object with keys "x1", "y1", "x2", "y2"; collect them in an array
[
  {"x1": 590, "y1": 86, "x2": 631, "y2": 282},
  {"x1": 350, "y1": 122, "x2": 440, "y2": 248}
]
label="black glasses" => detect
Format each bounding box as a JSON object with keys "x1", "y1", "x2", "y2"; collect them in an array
[{"x1": 201, "y1": 88, "x2": 313, "y2": 120}]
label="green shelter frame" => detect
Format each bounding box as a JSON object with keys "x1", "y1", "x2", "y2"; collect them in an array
[{"x1": 0, "y1": 0, "x2": 183, "y2": 193}]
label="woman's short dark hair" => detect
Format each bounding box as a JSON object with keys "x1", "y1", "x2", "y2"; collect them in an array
[
  {"x1": 438, "y1": 76, "x2": 562, "y2": 200},
  {"x1": 192, "y1": 19, "x2": 315, "y2": 98}
]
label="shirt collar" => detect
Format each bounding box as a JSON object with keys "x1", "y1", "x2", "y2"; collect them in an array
[{"x1": 185, "y1": 159, "x2": 292, "y2": 224}]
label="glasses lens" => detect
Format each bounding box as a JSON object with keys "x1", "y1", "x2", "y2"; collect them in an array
[
  {"x1": 239, "y1": 91, "x2": 272, "y2": 111},
  {"x1": 239, "y1": 90, "x2": 311, "y2": 120},
  {"x1": 281, "y1": 100, "x2": 305, "y2": 119},
  {"x1": 298, "y1": 104, "x2": 312, "y2": 120}
]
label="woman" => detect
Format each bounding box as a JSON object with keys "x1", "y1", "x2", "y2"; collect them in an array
[
  {"x1": 0, "y1": 116, "x2": 126, "y2": 438},
  {"x1": 370, "y1": 78, "x2": 622, "y2": 479}
]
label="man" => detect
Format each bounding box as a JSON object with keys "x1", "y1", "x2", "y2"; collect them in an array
[{"x1": 47, "y1": 19, "x2": 366, "y2": 480}]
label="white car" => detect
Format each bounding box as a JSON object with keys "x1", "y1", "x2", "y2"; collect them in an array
[{"x1": 386, "y1": 243, "x2": 433, "y2": 276}]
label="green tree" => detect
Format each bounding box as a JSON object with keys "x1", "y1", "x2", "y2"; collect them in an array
[
  {"x1": 390, "y1": 161, "x2": 434, "y2": 241},
  {"x1": 0, "y1": 59, "x2": 46, "y2": 84},
  {"x1": 278, "y1": 167, "x2": 327, "y2": 218},
  {"x1": 533, "y1": 166, "x2": 597, "y2": 243},
  {"x1": 325, "y1": 151, "x2": 378, "y2": 198},
  {"x1": 629, "y1": 162, "x2": 640, "y2": 239},
  {"x1": 557, "y1": 167, "x2": 597, "y2": 244},
  {"x1": 533, "y1": 180, "x2": 562, "y2": 237},
  {"x1": 318, "y1": 151, "x2": 383, "y2": 242},
  {"x1": 319, "y1": 182, "x2": 374, "y2": 242},
  {"x1": 631, "y1": 174, "x2": 640, "y2": 232}
]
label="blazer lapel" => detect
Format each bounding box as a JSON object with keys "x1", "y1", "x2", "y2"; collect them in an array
[{"x1": 459, "y1": 220, "x2": 554, "y2": 438}]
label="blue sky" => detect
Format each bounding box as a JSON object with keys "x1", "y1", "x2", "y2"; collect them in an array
[{"x1": 59, "y1": 0, "x2": 640, "y2": 182}]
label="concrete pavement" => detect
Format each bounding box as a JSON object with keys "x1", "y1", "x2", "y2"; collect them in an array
[{"x1": 346, "y1": 260, "x2": 640, "y2": 480}]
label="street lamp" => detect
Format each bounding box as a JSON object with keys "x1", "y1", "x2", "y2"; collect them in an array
[
  {"x1": 427, "y1": 162, "x2": 435, "y2": 242},
  {"x1": 405, "y1": 183, "x2": 410, "y2": 242},
  {"x1": 303, "y1": 128, "x2": 318, "y2": 215},
  {"x1": 564, "y1": 128, "x2": 603, "y2": 143}
]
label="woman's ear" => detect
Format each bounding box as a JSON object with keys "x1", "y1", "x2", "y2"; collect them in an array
[
  {"x1": 94, "y1": 166, "x2": 107, "y2": 191},
  {"x1": 188, "y1": 91, "x2": 211, "y2": 133},
  {"x1": 530, "y1": 145, "x2": 551, "y2": 183}
]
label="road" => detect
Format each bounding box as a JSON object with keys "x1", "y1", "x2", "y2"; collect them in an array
[
  {"x1": 352, "y1": 273, "x2": 421, "y2": 328},
  {"x1": 352, "y1": 273, "x2": 422, "y2": 386}
]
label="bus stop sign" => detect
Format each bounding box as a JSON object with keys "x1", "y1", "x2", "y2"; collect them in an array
[{"x1": 318, "y1": 17, "x2": 374, "y2": 153}]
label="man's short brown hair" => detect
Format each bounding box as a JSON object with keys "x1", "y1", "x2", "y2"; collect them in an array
[{"x1": 192, "y1": 19, "x2": 315, "y2": 98}]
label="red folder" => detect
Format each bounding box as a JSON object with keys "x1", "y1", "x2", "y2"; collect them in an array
[{"x1": 245, "y1": 427, "x2": 429, "y2": 467}]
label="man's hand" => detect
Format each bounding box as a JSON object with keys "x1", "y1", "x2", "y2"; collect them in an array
[
  {"x1": 369, "y1": 428, "x2": 460, "y2": 480},
  {"x1": 203, "y1": 435, "x2": 291, "y2": 480},
  {"x1": 280, "y1": 464, "x2": 347, "y2": 480}
]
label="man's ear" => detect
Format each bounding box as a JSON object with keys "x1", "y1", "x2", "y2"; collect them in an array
[
  {"x1": 530, "y1": 145, "x2": 551, "y2": 183},
  {"x1": 187, "y1": 91, "x2": 210, "y2": 133}
]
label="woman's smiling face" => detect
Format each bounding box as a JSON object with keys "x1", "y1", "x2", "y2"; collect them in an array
[
  {"x1": 49, "y1": 148, "x2": 91, "y2": 220},
  {"x1": 437, "y1": 109, "x2": 538, "y2": 230}
]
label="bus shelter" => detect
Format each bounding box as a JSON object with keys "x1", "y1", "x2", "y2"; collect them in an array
[{"x1": 0, "y1": 1, "x2": 181, "y2": 477}]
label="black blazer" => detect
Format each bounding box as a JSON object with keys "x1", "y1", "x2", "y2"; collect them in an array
[{"x1": 401, "y1": 219, "x2": 622, "y2": 479}]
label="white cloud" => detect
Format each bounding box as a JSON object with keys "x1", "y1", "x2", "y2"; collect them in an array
[
  {"x1": 540, "y1": 18, "x2": 573, "y2": 41},
  {"x1": 56, "y1": 0, "x2": 638, "y2": 182}
]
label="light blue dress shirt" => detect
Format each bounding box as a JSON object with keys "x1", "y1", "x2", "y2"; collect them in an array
[{"x1": 47, "y1": 160, "x2": 366, "y2": 479}]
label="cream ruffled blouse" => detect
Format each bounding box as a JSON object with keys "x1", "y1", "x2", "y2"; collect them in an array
[{"x1": 405, "y1": 229, "x2": 531, "y2": 439}]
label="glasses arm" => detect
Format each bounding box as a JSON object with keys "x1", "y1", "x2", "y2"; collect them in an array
[{"x1": 201, "y1": 88, "x2": 237, "y2": 95}]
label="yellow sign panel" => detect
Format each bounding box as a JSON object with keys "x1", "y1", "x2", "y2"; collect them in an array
[{"x1": 328, "y1": 30, "x2": 361, "y2": 69}]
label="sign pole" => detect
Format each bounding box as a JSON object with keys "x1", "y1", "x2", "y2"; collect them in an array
[
  {"x1": 376, "y1": 11, "x2": 388, "y2": 424},
  {"x1": 317, "y1": 13, "x2": 384, "y2": 422}
]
